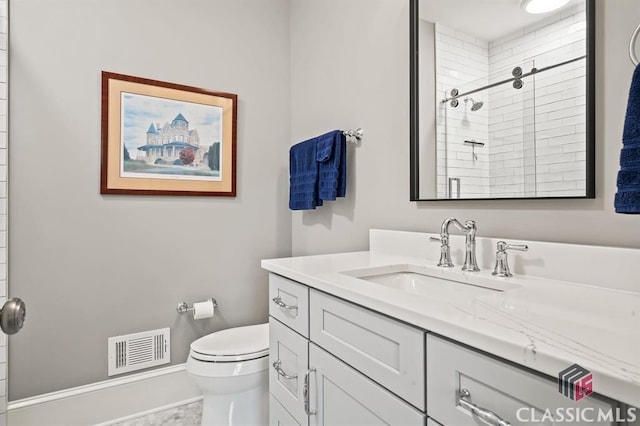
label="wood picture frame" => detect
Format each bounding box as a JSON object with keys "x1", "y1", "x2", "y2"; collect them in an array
[{"x1": 101, "y1": 72, "x2": 237, "y2": 196}]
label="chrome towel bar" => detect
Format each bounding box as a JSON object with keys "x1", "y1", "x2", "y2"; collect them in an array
[{"x1": 342, "y1": 128, "x2": 364, "y2": 142}]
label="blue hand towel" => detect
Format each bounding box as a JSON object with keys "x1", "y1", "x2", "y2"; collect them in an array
[
  {"x1": 615, "y1": 64, "x2": 640, "y2": 214},
  {"x1": 289, "y1": 138, "x2": 321, "y2": 210},
  {"x1": 317, "y1": 130, "x2": 347, "y2": 201}
]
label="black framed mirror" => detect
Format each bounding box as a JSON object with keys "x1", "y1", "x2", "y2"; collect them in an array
[{"x1": 410, "y1": 0, "x2": 595, "y2": 201}]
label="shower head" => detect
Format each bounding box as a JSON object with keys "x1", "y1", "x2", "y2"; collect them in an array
[{"x1": 464, "y1": 97, "x2": 484, "y2": 111}]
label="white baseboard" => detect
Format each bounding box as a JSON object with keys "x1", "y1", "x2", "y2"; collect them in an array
[{"x1": 7, "y1": 364, "x2": 202, "y2": 426}]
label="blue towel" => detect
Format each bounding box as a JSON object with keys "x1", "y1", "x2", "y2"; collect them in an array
[
  {"x1": 317, "y1": 130, "x2": 347, "y2": 201},
  {"x1": 615, "y1": 64, "x2": 640, "y2": 213},
  {"x1": 289, "y1": 130, "x2": 347, "y2": 210},
  {"x1": 289, "y1": 138, "x2": 321, "y2": 210}
]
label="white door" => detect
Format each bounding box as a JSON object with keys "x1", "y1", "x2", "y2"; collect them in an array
[
  {"x1": 1, "y1": 1, "x2": 28, "y2": 422},
  {"x1": 0, "y1": 0, "x2": 7, "y2": 422}
]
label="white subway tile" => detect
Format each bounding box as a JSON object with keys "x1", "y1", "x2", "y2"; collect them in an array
[
  {"x1": 549, "y1": 160, "x2": 585, "y2": 173},
  {"x1": 537, "y1": 152, "x2": 576, "y2": 165},
  {"x1": 537, "y1": 180, "x2": 578, "y2": 191},
  {"x1": 562, "y1": 142, "x2": 586, "y2": 154},
  {"x1": 564, "y1": 170, "x2": 587, "y2": 181},
  {"x1": 536, "y1": 172, "x2": 566, "y2": 183}
]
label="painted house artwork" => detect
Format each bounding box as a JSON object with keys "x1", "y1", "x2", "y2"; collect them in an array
[
  {"x1": 140, "y1": 113, "x2": 201, "y2": 164},
  {"x1": 121, "y1": 93, "x2": 223, "y2": 181}
]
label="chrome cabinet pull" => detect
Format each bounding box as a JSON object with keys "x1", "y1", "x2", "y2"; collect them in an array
[
  {"x1": 459, "y1": 388, "x2": 511, "y2": 426},
  {"x1": 304, "y1": 368, "x2": 317, "y2": 416},
  {"x1": 272, "y1": 296, "x2": 298, "y2": 315},
  {"x1": 272, "y1": 360, "x2": 298, "y2": 380}
]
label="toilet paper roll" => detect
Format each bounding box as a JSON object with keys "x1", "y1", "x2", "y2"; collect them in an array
[{"x1": 192, "y1": 300, "x2": 215, "y2": 320}]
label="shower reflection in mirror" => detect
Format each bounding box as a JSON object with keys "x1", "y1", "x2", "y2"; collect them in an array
[{"x1": 414, "y1": 0, "x2": 592, "y2": 200}]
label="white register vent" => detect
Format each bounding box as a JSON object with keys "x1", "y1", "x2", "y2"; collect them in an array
[{"x1": 108, "y1": 327, "x2": 170, "y2": 376}]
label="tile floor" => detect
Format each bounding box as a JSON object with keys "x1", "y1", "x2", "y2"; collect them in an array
[{"x1": 112, "y1": 400, "x2": 202, "y2": 426}]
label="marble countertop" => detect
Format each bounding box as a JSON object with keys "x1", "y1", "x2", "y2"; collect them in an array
[{"x1": 262, "y1": 249, "x2": 640, "y2": 407}]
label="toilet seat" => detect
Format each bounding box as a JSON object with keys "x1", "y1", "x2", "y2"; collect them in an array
[
  {"x1": 189, "y1": 323, "x2": 269, "y2": 363},
  {"x1": 191, "y1": 349, "x2": 269, "y2": 363}
]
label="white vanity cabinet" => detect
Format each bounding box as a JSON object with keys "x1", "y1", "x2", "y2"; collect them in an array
[
  {"x1": 268, "y1": 273, "x2": 426, "y2": 426},
  {"x1": 267, "y1": 272, "x2": 619, "y2": 426},
  {"x1": 427, "y1": 335, "x2": 616, "y2": 426}
]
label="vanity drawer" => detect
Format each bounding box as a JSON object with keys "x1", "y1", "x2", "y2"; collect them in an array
[
  {"x1": 427, "y1": 334, "x2": 615, "y2": 426},
  {"x1": 269, "y1": 273, "x2": 309, "y2": 337},
  {"x1": 269, "y1": 317, "x2": 309, "y2": 426},
  {"x1": 270, "y1": 394, "x2": 301, "y2": 426},
  {"x1": 309, "y1": 289, "x2": 425, "y2": 410}
]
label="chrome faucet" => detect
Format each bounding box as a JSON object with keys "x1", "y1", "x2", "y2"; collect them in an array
[{"x1": 430, "y1": 217, "x2": 480, "y2": 272}]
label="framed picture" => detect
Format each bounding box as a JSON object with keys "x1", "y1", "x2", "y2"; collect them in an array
[{"x1": 101, "y1": 71, "x2": 237, "y2": 196}]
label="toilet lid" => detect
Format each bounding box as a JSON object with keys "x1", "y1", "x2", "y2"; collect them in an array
[{"x1": 190, "y1": 323, "x2": 269, "y2": 362}]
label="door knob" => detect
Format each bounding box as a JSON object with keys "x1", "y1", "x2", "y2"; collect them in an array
[{"x1": 0, "y1": 298, "x2": 26, "y2": 335}]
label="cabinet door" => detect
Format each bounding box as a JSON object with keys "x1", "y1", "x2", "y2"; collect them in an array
[
  {"x1": 427, "y1": 334, "x2": 615, "y2": 426},
  {"x1": 270, "y1": 317, "x2": 309, "y2": 425},
  {"x1": 270, "y1": 394, "x2": 302, "y2": 426},
  {"x1": 308, "y1": 343, "x2": 425, "y2": 426}
]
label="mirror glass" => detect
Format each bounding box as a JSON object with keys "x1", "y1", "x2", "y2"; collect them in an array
[{"x1": 410, "y1": 0, "x2": 594, "y2": 200}]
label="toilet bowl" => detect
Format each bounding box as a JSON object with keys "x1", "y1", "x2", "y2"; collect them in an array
[{"x1": 186, "y1": 323, "x2": 269, "y2": 426}]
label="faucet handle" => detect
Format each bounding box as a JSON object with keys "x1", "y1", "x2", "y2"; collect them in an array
[
  {"x1": 497, "y1": 241, "x2": 529, "y2": 252},
  {"x1": 493, "y1": 241, "x2": 528, "y2": 277},
  {"x1": 430, "y1": 236, "x2": 454, "y2": 267}
]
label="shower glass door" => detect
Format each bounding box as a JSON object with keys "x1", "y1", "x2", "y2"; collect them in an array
[
  {"x1": 486, "y1": 59, "x2": 536, "y2": 199},
  {"x1": 436, "y1": 58, "x2": 536, "y2": 199}
]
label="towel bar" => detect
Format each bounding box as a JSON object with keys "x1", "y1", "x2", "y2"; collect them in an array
[
  {"x1": 343, "y1": 128, "x2": 364, "y2": 142},
  {"x1": 631, "y1": 24, "x2": 640, "y2": 66}
]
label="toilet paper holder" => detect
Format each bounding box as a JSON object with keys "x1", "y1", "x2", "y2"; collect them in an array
[{"x1": 176, "y1": 298, "x2": 218, "y2": 314}]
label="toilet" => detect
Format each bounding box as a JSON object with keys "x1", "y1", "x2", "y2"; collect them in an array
[{"x1": 186, "y1": 323, "x2": 269, "y2": 426}]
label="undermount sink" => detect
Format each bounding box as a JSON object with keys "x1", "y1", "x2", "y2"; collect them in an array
[{"x1": 341, "y1": 264, "x2": 520, "y2": 300}]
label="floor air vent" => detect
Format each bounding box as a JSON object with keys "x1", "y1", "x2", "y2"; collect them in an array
[{"x1": 108, "y1": 327, "x2": 170, "y2": 376}]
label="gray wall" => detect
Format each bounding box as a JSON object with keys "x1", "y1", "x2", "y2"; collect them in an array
[
  {"x1": 290, "y1": 0, "x2": 640, "y2": 255},
  {"x1": 9, "y1": 0, "x2": 291, "y2": 399}
]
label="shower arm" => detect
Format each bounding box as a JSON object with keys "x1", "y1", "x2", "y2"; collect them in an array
[{"x1": 441, "y1": 55, "x2": 585, "y2": 103}]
